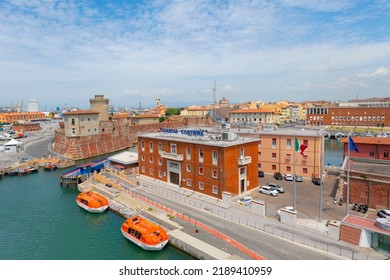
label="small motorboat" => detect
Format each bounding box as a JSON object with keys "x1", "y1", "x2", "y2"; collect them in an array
[
  {"x1": 44, "y1": 162, "x2": 57, "y2": 171},
  {"x1": 76, "y1": 191, "x2": 109, "y2": 213},
  {"x1": 121, "y1": 215, "x2": 169, "y2": 251}
]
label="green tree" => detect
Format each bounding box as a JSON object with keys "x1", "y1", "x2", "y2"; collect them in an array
[{"x1": 165, "y1": 108, "x2": 181, "y2": 117}]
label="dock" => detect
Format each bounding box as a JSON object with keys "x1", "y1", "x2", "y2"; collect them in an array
[{"x1": 60, "y1": 159, "x2": 107, "y2": 187}]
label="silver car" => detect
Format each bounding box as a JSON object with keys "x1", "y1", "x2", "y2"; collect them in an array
[
  {"x1": 266, "y1": 182, "x2": 285, "y2": 193},
  {"x1": 259, "y1": 186, "x2": 279, "y2": 196}
]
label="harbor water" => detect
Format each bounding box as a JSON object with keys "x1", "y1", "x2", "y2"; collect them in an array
[
  {"x1": 324, "y1": 138, "x2": 345, "y2": 167},
  {"x1": 0, "y1": 166, "x2": 194, "y2": 260}
]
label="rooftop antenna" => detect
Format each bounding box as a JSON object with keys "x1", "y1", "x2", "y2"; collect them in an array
[{"x1": 213, "y1": 81, "x2": 217, "y2": 106}]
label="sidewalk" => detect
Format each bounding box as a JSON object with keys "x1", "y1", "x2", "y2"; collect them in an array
[{"x1": 134, "y1": 174, "x2": 386, "y2": 260}]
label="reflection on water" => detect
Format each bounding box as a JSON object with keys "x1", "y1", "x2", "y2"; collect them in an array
[{"x1": 324, "y1": 139, "x2": 344, "y2": 167}]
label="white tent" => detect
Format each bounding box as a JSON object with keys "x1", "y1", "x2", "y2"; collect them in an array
[{"x1": 4, "y1": 139, "x2": 22, "y2": 153}]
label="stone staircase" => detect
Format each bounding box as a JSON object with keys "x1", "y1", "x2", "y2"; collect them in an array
[{"x1": 115, "y1": 192, "x2": 149, "y2": 212}]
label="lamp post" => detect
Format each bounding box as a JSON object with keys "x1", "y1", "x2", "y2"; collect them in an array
[{"x1": 319, "y1": 129, "x2": 324, "y2": 222}]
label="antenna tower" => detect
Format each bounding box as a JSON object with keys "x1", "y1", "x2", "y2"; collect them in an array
[{"x1": 213, "y1": 81, "x2": 217, "y2": 106}]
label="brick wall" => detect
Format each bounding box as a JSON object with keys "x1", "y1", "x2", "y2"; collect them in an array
[{"x1": 53, "y1": 117, "x2": 212, "y2": 160}]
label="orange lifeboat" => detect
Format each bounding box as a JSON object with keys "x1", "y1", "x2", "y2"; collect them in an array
[
  {"x1": 121, "y1": 216, "x2": 169, "y2": 251},
  {"x1": 76, "y1": 191, "x2": 109, "y2": 213}
]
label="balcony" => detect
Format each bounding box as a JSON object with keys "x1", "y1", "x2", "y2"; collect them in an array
[
  {"x1": 238, "y1": 156, "x2": 252, "y2": 165},
  {"x1": 161, "y1": 151, "x2": 183, "y2": 161}
]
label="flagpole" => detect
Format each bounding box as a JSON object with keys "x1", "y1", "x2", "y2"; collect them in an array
[
  {"x1": 319, "y1": 129, "x2": 323, "y2": 222},
  {"x1": 293, "y1": 133, "x2": 296, "y2": 211},
  {"x1": 346, "y1": 133, "x2": 350, "y2": 216}
]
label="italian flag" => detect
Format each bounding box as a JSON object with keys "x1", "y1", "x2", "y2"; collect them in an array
[{"x1": 295, "y1": 137, "x2": 308, "y2": 157}]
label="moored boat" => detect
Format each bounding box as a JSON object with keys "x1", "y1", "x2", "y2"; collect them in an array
[
  {"x1": 18, "y1": 166, "x2": 38, "y2": 176},
  {"x1": 76, "y1": 191, "x2": 109, "y2": 213},
  {"x1": 121, "y1": 216, "x2": 169, "y2": 251},
  {"x1": 44, "y1": 162, "x2": 57, "y2": 171}
]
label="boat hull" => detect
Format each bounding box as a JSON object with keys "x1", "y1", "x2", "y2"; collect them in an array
[
  {"x1": 76, "y1": 200, "x2": 108, "y2": 213},
  {"x1": 121, "y1": 230, "x2": 168, "y2": 251}
]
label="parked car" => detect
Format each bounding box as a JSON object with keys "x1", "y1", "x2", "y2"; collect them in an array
[
  {"x1": 312, "y1": 175, "x2": 321, "y2": 185},
  {"x1": 237, "y1": 196, "x2": 252, "y2": 206},
  {"x1": 258, "y1": 170, "x2": 264, "y2": 177},
  {"x1": 274, "y1": 172, "x2": 283, "y2": 180},
  {"x1": 266, "y1": 182, "x2": 285, "y2": 193},
  {"x1": 259, "y1": 186, "x2": 279, "y2": 196},
  {"x1": 377, "y1": 209, "x2": 390, "y2": 218},
  {"x1": 295, "y1": 175, "x2": 303, "y2": 182},
  {"x1": 284, "y1": 174, "x2": 294, "y2": 181}
]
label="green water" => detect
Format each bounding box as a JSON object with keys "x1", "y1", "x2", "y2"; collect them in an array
[{"x1": 0, "y1": 168, "x2": 194, "y2": 260}]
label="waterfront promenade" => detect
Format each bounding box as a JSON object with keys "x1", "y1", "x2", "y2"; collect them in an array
[{"x1": 80, "y1": 169, "x2": 386, "y2": 260}]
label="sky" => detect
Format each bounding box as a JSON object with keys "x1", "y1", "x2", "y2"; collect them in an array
[{"x1": 0, "y1": 0, "x2": 390, "y2": 110}]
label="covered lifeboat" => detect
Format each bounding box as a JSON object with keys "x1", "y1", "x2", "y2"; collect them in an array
[
  {"x1": 76, "y1": 191, "x2": 109, "y2": 213},
  {"x1": 121, "y1": 216, "x2": 169, "y2": 251}
]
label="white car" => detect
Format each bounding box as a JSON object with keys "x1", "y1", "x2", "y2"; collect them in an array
[
  {"x1": 259, "y1": 186, "x2": 278, "y2": 196},
  {"x1": 284, "y1": 174, "x2": 294, "y2": 181},
  {"x1": 237, "y1": 196, "x2": 252, "y2": 206}
]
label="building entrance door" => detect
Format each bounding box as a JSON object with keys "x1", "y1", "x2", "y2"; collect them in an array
[
  {"x1": 240, "y1": 179, "x2": 245, "y2": 193},
  {"x1": 170, "y1": 172, "x2": 180, "y2": 185}
]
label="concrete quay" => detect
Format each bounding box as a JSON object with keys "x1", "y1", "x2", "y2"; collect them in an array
[{"x1": 78, "y1": 179, "x2": 243, "y2": 260}]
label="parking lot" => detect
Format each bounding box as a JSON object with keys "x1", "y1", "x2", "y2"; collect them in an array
[{"x1": 247, "y1": 172, "x2": 347, "y2": 221}]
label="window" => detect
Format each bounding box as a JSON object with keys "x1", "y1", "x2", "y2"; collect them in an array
[
  {"x1": 149, "y1": 141, "x2": 153, "y2": 152},
  {"x1": 258, "y1": 163, "x2": 262, "y2": 168},
  {"x1": 303, "y1": 139, "x2": 308, "y2": 146},
  {"x1": 71, "y1": 128, "x2": 76, "y2": 135},
  {"x1": 158, "y1": 142, "x2": 162, "y2": 153},
  {"x1": 272, "y1": 138, "x2": 277, "y2": 148},
  {"x1": 186, "y1": 164, "x2": 191, "y2": 172},
  {"x1": 286, "y1": 139, "x2": 291, "y2": 148},
  {"x1": 170, "y1": 143, "x2": 177, "y2": 154},
  {"x1": 240, "y1": 167, "x2": 245, "y2": 175},
  {"x1": 150, "y1": 169, "x2": 154, "y2": 175},
  {"x1": 286, "y1": 153, "x2": 291, "y2": 160},
  {"x1": 141, "y1": 140, "x2": 145, "y2": 151},
  {"x1": 149, "y1": 157, "x2": 153, "y2": 163},
  {"x1": 303, "y1": 168, "x2": 308, "y2": 174},
  {"x1": 272, "y1": 153, "x2": 277, "y2": 158},
  {"x1": 240, "y1": 148, "x2": 245, "y2": 157},
  {"x1": 71, "y1": 118, "x2": 75, "y2": 125},
  {"x1": 212, "y1": 170, "x2": 218, "y2": 178},
  {"x1": 159, "y1": 171, "x2": 163, "y2": 178},
  {"x1": 199, "y1": 167, "x2": 204, "y2": 175},
  {"x1": 212, "y1": 185, "x2": 218, "y2": 194},
  {"x1": 272, "y1": 165, "x2": 276, "y2": 170},
  {"x1": 384, "y1": 151, "x2": 389, "y2": 158},
  {"x1": 258, "y1": 152, "x2": 262, "y2": 157},
  {"x1": 198, "y1": 182, "x2": 204, "y2": 190},
  {"x1": 258, "y1": 137, "x2": 261, "y2": 146},
  {"x1": 187, "y1": 179, "x2": 192, "y2": 187},
  {"x1": 141, "y1": 166, "x2": 145, "y2": 173},
  {"x1": 186, "y1": 146, "x2": 191, "y2": 160},
  {"x1": 158, "y1": 158, "x2": 162, "y2": 165},
  {"x1": 212, "y1": 150, "x2": 218, "y2": 164},
  {"x1": 199, "y1": 148, "x2": 204, "y2": 162},
  {"x1": 141, "y1": 155, "x2": 145, "y2": 161},
  {"x1": 369, "y1": 150, "x2": 374, "y2": 157},
  {"x1": 286, "y1": 166, "x2": 291, "y2": 171}
]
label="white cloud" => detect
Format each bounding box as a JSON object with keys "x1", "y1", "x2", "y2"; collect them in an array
[{"x1": 358, "y1": 66, "x2": 390, "y2": 79}]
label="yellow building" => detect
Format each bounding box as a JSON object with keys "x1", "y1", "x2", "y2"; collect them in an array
[{"x1": 0, "y1": 112, "x2": 46, "y2": 123}]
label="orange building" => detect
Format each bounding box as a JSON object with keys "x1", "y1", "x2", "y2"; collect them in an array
[
  {"x1": 0, "y1": 112, "x2": 46, "y2": 123},
  {"x1": 138, "y1": 128, "x2": 259, "y2": 198},
  {"x1": 235, "y1": 128, "x2": 323, "y2": 178}
]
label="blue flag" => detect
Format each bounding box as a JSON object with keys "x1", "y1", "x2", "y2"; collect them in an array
[{"x1": 348, "y1": 137, "x2": 359, "y2": 153}]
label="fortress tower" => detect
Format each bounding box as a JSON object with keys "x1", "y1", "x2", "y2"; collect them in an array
[{"x1": 89, "y1": 94, "x2": 109, "y2": 121}]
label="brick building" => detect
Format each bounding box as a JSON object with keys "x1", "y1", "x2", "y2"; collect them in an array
[
  {"x1": 12, "y1": 123, "x2": 41, "y2": 133},
  {"x1": 341, "y1": 137, "x2": 390, "y2": 161},
  {"x1": 137, "y1": 128, "x2": 259, "y2": 199},
  {"x1": 306, "y1": 107, "x2": 390, "y2": 127}
]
